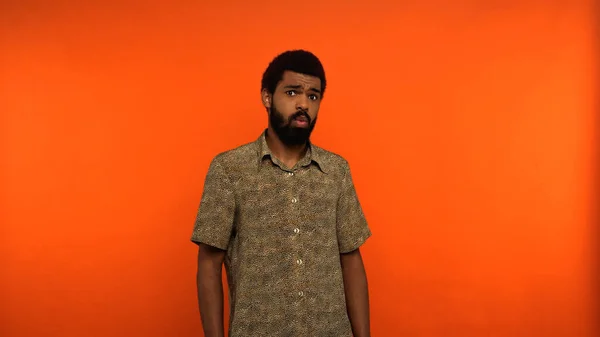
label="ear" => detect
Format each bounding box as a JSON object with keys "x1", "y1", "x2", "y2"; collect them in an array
[{"x1": 261, "y1": 88, "x2": 272, "y2": 109}]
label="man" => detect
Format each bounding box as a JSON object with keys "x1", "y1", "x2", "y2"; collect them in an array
[{"x1": 191, "y1": 49, "x2": 372, "y2": 337}]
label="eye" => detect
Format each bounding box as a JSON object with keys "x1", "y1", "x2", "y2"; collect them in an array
[
  {"x1": 286, "y1": 90, "x2": 297, "y2": 96},
  {"x1": 308, "y1": 94, "x2": 319, "y2": 101}
]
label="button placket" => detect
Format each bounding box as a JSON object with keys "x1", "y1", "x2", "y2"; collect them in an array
[
  {"x1": 295, "y1": 257, "x2": 304, "y2": 301},
  {"x1": 286, "y1": 167, "x2": 305, "y2": 304}
]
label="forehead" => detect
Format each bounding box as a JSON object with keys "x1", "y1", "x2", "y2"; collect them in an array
[{"x1": 278, "y1": 71, "x2": 321, "y2": 90}]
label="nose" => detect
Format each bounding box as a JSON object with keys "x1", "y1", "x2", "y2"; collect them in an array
[{"x1": 295, "y1": 95, "x2": 309, "y2": 111}]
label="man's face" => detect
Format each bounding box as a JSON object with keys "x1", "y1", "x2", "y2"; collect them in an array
[{"x1": 263, "y1": 71, "x2": 322, "y2": 146}]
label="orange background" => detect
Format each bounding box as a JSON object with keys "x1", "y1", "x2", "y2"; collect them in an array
[{"x1": 1, "y1": 1, "x2": 597, "y2": 336}]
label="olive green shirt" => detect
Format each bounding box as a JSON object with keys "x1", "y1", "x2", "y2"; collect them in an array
[{"x1": 191, "y1": 130, "x2": 371, "y2": 336}]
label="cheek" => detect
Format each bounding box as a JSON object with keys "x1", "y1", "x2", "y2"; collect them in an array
[
  {"x1": 274, "y1": 97, "x2": 294, "y2": 111},
  {"x1": 309, "y1": 101, "x2": 321, "y2": 116},
  {"x1": 273, "y1": 99, "x2": 295, "y2": 119}
]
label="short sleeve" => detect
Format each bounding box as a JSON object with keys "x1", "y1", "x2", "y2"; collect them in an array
[
  {"x1": 190, "y1": 156, "x2": 236, "y2": 250},
  {"x1": 336, "y1": 162, "x2": 371, "y2": 253}
]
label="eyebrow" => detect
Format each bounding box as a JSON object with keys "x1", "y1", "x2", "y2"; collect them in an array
[{"x1": 283, "y1": 84, "x2": 321, "y2": 94}]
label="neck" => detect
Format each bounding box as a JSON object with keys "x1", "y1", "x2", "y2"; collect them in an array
[{"x1": 265, "y1": 126, "x2": 308, "y2": 169}]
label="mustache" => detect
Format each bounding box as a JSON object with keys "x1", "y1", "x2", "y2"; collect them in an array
[{"x1": 289, "y1": 110, "x2": 311, "y2": 124}]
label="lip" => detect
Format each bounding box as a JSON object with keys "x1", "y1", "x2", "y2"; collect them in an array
[
  {"x1": 294, "y1": 115, "x2": 308, "y2": 121},
  {"x1": 292, "y1": 119, "x2": 309, "y2": 127}
]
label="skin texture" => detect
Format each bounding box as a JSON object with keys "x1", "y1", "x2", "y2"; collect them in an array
[
  {"x1": 341, "y1": 248, "x2": 371, "y2": 337},
  {"x1": 196, "y1": 243, "x2": 226, "y2": 337},
  {"x1": 196, "y1": 70, "x2": 370, "y2": 337}
]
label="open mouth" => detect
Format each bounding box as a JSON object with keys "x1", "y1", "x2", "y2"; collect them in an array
[{"x1": 292, "y1": 116, "x2": 309, "y2": 127}]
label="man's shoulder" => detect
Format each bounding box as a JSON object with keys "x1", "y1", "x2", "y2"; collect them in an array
[
  {"x1": 210, "y1": 140, "x2": 258, "y2": 168},
  {"x1": 310, "y1": 143, "x2": 351, "y2": 175}
]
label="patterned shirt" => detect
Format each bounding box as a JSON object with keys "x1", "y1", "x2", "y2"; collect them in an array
[{"x1": 191, "y1": 130, "x2": 371, "y2": 337}]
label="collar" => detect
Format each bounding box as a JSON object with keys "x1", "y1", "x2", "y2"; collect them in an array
[{"x1": 256, "y1": 129, "x2": 328, "y2": 173}]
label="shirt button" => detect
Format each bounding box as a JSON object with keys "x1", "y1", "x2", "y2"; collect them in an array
[
  {"x1": 298, "y1": 291, "x2": 304, "y2": 297},
  {"x1": 288, "y1": 172, "x2": 294, "y2": 176},
  {"x1": 291, "y1": 197, "x2": 298, "y2": 203},
  {"x1": 294, "y1": 228, "x2": 300, "y2": 234},
  {"x1": 296, "y1": 259, "x2": 303, "y2": 265}
]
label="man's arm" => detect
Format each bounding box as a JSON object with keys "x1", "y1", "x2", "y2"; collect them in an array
[
  {"x1": 336, "y1": 161, "x2": 372, "y2": 336},
  {"x1": 191, "y1": 155, "x2": 236, "y2": 336},
  {"x1": 341, "y1": 248, "x2": 370, "y2": 337},
  {"x1": 196, "y1": 243, "x2": 226, "y2": 337}
]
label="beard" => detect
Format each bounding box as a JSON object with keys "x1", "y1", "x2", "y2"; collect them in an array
[{"x1": 269, "y1": 104, "x2": 317, "y2": 146}]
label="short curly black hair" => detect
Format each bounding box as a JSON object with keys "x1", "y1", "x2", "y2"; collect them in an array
[{"x1": 261, "y1": 49, "x2": 327, "y2": 98}]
